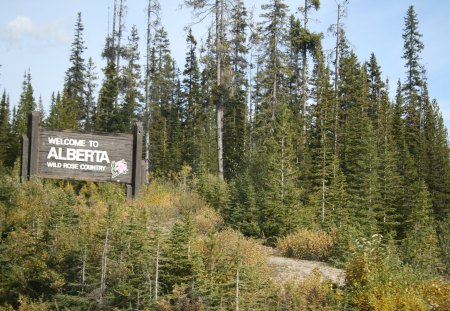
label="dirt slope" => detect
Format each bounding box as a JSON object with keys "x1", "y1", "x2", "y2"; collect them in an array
[{"x1": 267, "y1": 255, "x2": 345, "y2": 286}]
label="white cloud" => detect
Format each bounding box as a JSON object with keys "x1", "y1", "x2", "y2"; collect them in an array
[{"x1": 0, "y1": 16, "x2": 70, "y2": 49}]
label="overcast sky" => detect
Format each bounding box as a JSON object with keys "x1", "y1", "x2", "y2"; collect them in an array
[{"x1": 1, "y1": 0, "x2": 449, "y2": 130}]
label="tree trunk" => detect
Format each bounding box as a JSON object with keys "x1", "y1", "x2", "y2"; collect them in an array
[
  {"x1": 100, "y1": 228, "x2": 109, "y2": 307},
  {"x1": 216, "y1": 0, "x2": 224, "y2": 180}
]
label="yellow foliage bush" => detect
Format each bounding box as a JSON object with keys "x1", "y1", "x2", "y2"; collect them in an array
[
  {"x1": 422, "y1": 279, "x2": 450, "y2": 311},
  {"x1": 281, "y1": 268, "x2": 343, "y2": 310},
  {"x1": 277, "y1": 229, "x2": 336, "y2": 261}
]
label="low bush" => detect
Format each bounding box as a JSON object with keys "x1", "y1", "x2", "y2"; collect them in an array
[{"x1": 277, "y1": 229, "x2": 336, "y2": 261}]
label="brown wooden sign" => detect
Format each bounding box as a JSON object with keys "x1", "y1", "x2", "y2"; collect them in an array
[
  {"x1": 39, "y1": 129, "x2": 133, "y2": 183},
  {"x1": 21, "y1": 112, "x2": 144, "y2": 197}
]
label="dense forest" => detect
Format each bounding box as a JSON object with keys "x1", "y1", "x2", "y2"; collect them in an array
[{"x1": 0, "y1": 0, "x2": 449, "y2": 310}]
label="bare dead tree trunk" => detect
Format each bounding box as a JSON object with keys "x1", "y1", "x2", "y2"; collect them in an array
[
  {"x1": 154, "y1": 240, "x2": 160, "y2": 302},
  {"x1": 144, "y1": 0, "x2": 159, "y2": 183},
  {"x1": 115, "y1": 0, "x2": 124, "y2": 70},
  {"x1": 100, "y1": 228, "x2": 109, "y2": 307},
  {"x1": 216, "y1": 0, "x2": 224, "y2": 180},
  {"x1": 81, "y1": 246, "x2": 87, "y2": 294},
  {"x1": 111, "y1": 0, "x2": 117, "y2": 55},
  {"x1": 235, "y1": 268, "x2": 240, "y2": 311}
]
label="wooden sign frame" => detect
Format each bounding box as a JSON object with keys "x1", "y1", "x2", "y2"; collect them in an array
[{"x1": 21, "y1": 112, "x2": 145, "y2": 198}]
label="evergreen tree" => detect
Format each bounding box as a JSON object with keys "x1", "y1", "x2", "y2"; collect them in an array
[
  {"x1": 14, "y1": 71, "x2": 36, "y2": 136},
  {"x1": 367, "y1": 53, "x2": 385, "y2": 130},
  {"x1": 11, "y1": 71, "x2": 36, "y2": 162},
  {"x1": 0, "y1": 91, "x2": 10, "y2": 166},
  {"x1": 84, "y1": 58, "x2": 98, "y2": 132},
  {"x1": 309, "y1": 49, "x2": 335, "y2": 226},
  {"x1": 376, "y1": 84, "x2": 403, "y2": 236},
  {"x1": 148, "y1": 27, "x2": 181, "y2": 174},
  {"x1": 392, "y1": 80, "x2": 419, "y2": 239},
  {"x1": 401, "y1": 5, "x2": 424, "y2": 166},
  {"x1": 223, "y1": 0, "x2": 248, "y2": 180},
  {"x1": 294, "y1": 0, "x2": 321, "y2": 189},
  {"x1": 402, "y1": 181, "x2": 443, "y2": 275},
  {"x1": 46, "y1": 91, "x2": 73, "y2": 129},
  {"x1": 160, "y1": 213, "x2": 201, "y2": 295},
  {"x1": 184, "y1": 0, "x2": 234, "y2": 180},
  {"x1": 421, "y1": 98, "x2": 450, "y2": 221},
  {"x1": 94, "y1": 61, "x2": 120, "y2": 132},
  {"x1": 182, "y1": 29, "x2": 203, "y2": 171},
  {"x1": 225, "y1": 170, "x2": 260, "y2": 238},
  {"x1": 257, "y1": 0, "x2": 290, "y2": 121},
  {"x1": 120, "y1": 25, "x2": 142, "y2": 133},
  {"x1": 199, "y1": 31, "x2": 218, "y2": 173},
  {"x1": 253, "y1": 102, "x2": 301, "y2": 244},
  {"x1": 65, "y1": 12, "x2": 87, "y2": 128},
  {"x1": 339, "y1": 54, "x2": 379, "y2": 234}
]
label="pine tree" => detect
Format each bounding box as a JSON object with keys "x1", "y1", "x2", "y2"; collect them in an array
[
  {"x1": 392, "y1": 80, "x2": 419, "y2": 239},
  {"x1": 148, "y1": 27, "x2": 180, "y2": 174},
  {"x1": 294, "y1": 0, "x2": 321, "y2": 187},
  {"x1": 402, "y1": 181, "x2": 443, "y2": 275},
  {"x1": 401, "y1": 5, "x2": 424, "y2": 166},
  {"x1": 330, "y1": 0, "x2": 349, "y2": 154},
  {"x1": 84, "y1": 58, "x2": 98, "y2": 132},
  {"x1": 199, "y1": 31, "x2": 218, "y2": 173},
  {"x1": 376, "y1": 84, "x2": 403, "y2": 236},
  {"x1": 223, "y1": 0, "x2": 248, "y2": 180},
  {"x1": 14, "y1": 71, "x2": 36, "y2": 136},
  {"x1": 253, "y1": 102, "x2": 300, "y2": 244},
  {"x1": 367, "y1": 53, "x2": 385, "y2": 130},
  {"x1": 421, "y1": 98, "x2": 450, "y2": 221},
  {"x1": 65, "y1": 12, "x2": 87, "y2": 128},
  {"x1": 326, "y1": 155, "x2": 351, "y2": 229},
  {"x1": 257, "y1": 0, "x2": 290, "y2": 121},
  {"x1": 160, "y1": 213, "x2": 201, "y2": 295},
  {"x1": 10, "y1": 71, "x2": 36, "y2": 162},
  {"x1": 225, "y1": 170, "x2": 260, "y2": 238},
  {"x1": 0, "y1": 91, "x2": 10, "y2": 166},
  {"x1": 309, "y1": 49, "x2": 335, "y2": 226},
  {"x1": 182, "y1": 29, "x2": 203, "y2": 171},
  {"x1": 120, "y1": 25, "x2": 142, "y2": 133},
  {"x1": 94, "y1": 61, "x2": 120, "y2": 132},
  {"x1": 339, "y1": 54, "x2": 379, "y2": 234},
  {"x1": 46, "y1": 91, "x2": 73, "y2": 129}
]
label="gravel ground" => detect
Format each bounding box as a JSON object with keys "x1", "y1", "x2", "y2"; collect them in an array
[{"x1": 267, "y1": 256, "x2": 345, "y2": 287}]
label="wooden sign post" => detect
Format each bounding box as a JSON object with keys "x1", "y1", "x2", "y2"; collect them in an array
[{"x1": 21, "y1": 112, "x2": 145, "y2": 198}]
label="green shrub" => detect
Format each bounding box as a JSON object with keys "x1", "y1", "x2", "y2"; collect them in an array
[{"x1": 277, "y1": 229, "x2": 336, "y2": 261}]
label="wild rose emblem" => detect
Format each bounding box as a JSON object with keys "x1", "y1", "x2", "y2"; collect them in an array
[{"x1": 111, "y1": 159, "x2": 128, "y2": 178}]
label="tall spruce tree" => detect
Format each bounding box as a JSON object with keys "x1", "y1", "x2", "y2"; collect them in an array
[
  {"x1": 421, "y1": 98, "x2": 450, "y2": 222},
  {"x1": 339, "y1": 54, "x2": 379, "y2": 234},
  {"x1": 199, "y1": 30, "x2": 219, "y2": 173},
  {"x1": 402, "y1": 180, "x2": 443, "y2": 275},
  {"x1": 65, "y1": 12, "x2": 87, "y2": 128},
  {"x1": 11, "y1": 71, "x2": 36, "y2": 162},
  {"x1": 223, "y1": 0, "x2": 248, "y2": 180},
  {"x1": 120, "y1": 25, "x2": 143, "y2": 133},
  {"x1": 309, "y1": 48, "x2": 335, "y2": 225},
  {"x1": 0, "y1": 91, "x2": 10, "y2": 166},
  {"x1": 84, "y1": 58, "x2": 98, "y2": 132},
  {"x1": 401, "y1": 5, "x2": 424, "y2": 166},
  {"x1": 148, "y1": 27, "x2": 180, "y2": 174},
  {"x1": 94, "y1": 61, "x2": 120, "y2": 132},
  {"x1": 182, "y1": 29, "x2": 203, "y2": 171}
]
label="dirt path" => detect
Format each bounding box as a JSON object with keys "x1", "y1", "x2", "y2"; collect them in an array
[{"x1": 267, "y1": 255, "x2": 345, "y2": 286}]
